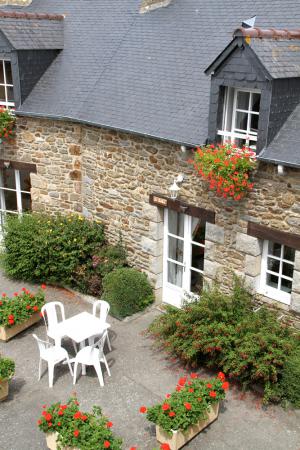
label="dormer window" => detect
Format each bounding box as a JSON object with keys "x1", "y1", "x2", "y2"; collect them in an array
[
  {"x1": 217, "y1": 87, "x2": 260, "y2": 150},
  {"x1": 0, "y1": 60, "x2": 14, "y2": 108}
]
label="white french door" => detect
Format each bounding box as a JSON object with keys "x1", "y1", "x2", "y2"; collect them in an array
[{"x1": 163, "y1": 209, "x2": 206, "y2": 307}]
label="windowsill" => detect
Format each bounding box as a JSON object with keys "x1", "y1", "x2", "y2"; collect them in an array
[{"x1": 257, "y1": 287, "x2": 291, "y2": 306}]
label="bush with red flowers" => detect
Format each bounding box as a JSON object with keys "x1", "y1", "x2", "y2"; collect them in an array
[
  {"x1": 0, "y1": 287, "x2": 45, "y2": 328},
  {"x1": 0, "y1": 107, "x2": 15, "y2": 144},
  {"x1": 190, "y1": 143, "x2": 257, "y2": 200},
  {"x1": 142, "y1": 373, "x2": 227, "y2": 434},
  {"x1": 37, "y1": 397, "x2": 122, "y2": 450}
]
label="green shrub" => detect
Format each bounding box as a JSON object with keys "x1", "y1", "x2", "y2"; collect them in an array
[
  {"x1": 103, "y1": 268, "x2": 154, "y2": 318},
  {"x1": 280, "y1": 348, "x2": 300, "y2": 408},
  {"x1": 148, "y1": 279, "x2": 300, "y2": 403},
  {"x1": 2, "y1": 213, "x2": 105, "y2": 285},
  {"x1": 0, "y1": 356, "x2": 15, "y2": 381},
  {"x1": 72, "y1": 244, "x2": 127, "y2": 296}
]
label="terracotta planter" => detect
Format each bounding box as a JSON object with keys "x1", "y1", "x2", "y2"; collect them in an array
[
  {"x1": 0, "y1": 379, "x2": 9, "y2": 401},
  {"x1": 0, "y1": 313, "x2": 41, "y2": 341},
  {"x1": 46, "y1": 432, "x2": 79, "y2": 450},
  {"x1": 156, "y1": 402, "x2": 219, "y2": 450}
]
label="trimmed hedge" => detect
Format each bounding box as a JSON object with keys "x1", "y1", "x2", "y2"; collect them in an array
[
  {"x1": 103, "y1": 268, "x2": 154, "y2": 318},
  {"x1": 2, "y1": 213, "x2": 105, "y2": 285}
]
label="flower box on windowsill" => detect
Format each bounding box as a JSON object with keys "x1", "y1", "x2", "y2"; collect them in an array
[
  {"x1": 0, "y1": 379, "x2": 9, "y2": 402},
  {"x1": 46, "y1": 433, "x2": 79, "y2": 450},
  {"x1": 156, "y1": 403, "x2": 219, "y2": 450},
  {"x1": 0, "y1": 312, "x2": 41, "y2": 341}
]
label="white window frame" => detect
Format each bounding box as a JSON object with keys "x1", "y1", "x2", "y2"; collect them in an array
[
  {"x1": 0, "y1": 60, "x2": 14, "y2": 109},
  {"x1": 218, "y1": 87, "x2": 260, "y2": 149},
  {"x1": 259, "y1": 240, "x2": 295, "y2": 305}
]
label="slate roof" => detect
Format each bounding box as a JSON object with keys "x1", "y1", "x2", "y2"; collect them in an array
[
  {"x1": 260, "y1": 103, "x2": 300, "y2": 168},
  {"x1": 2, "y1": 0, "x2": 300, "y2": 147},
  {"x1": 0, "y1": 11, "x2": 64, "y2": 50}
]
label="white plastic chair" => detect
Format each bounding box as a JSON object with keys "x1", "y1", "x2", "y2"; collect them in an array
[
  {"x1": 73, "y1": 334, "x2": 111, "y2": 387},
  {"x1": 91, "y1": 300, "x2": 112, "y2": 351},
  {"x1": 41, "y1": 302, "x2": 77, "y2": 353},
  {"x1": 32, "y1": 334, "x2": 73, "y2": 388}
]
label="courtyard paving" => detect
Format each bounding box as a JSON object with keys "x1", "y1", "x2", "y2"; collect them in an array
[{"x1": 0, "y1": 271, "x2": 299, "y2": 450}]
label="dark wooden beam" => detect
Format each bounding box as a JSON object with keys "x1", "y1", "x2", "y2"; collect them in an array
[
  {"x1": 247, "y1": 221, "x2": 300, "y2": 251},
  {"x1": 149, "y1": 192, "x2": 215, "y2": 224},
  {"x1": 0, "y1": 159, "x2": 37, "y2": 173}
]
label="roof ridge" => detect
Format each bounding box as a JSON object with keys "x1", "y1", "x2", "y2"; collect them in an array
[
  {"x1": 0, "y1": 10, "x2": 64, "y2": 21},
  {"x1": 234, "y1": 27, "x2": 300, "y2": 40}
]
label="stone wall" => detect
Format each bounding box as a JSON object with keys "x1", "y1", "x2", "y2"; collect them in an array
[{"x1": 2, "y1": 116, "x2": 300, "y2": 320}]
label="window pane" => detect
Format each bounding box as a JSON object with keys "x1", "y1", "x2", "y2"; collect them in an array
[
  {"x1": 191, "y1": 218, "x2": 205, "y2": 244},
  {"x1": 168, "y1": 261, "x2": 183, "y2": 287},
  {"x1": 168, "y1": 236, "x2": 184, "y2": 263},
  {"x1": 191, "y1": 244, "x2": 204, "y2": 271},
  {"x1": 252, "y1": 93, "x2": 261, "y2": 112},
  {"x1": 283, "y1": 246, "x2": 295, "y2": 262},
  {"x1": 266, "y1": 273, "x2": 279, "y2": 289},
  {"x1": 234, "y1": 137, "x2": 247, "y2": 148},
  {"x1": 19, "y1": 170, "x2": 31, "y2": 192},
  {"x1": 7, "y1": 86, "x2": 14, "y2": 102},
  {"x1": 3, "y1": 189, "x2": 17, "y2": 211},
  {"x1": 250, "y1": 114, "x2": 259, "y2": 133},
  {"x1": 0, "y1": 85, "x2": 6, "y2": 102},
  {"x1": 267, "y1": 258, "x2": 280, "y2": 273},
  {"x1": 268, "y1": 241, "x2": 281, "y2": 257},
  {"x1": 235, "y1": 111, "x2": 248, "y2": 131},
  {"x1": 0, "y1": 61, "x2": 4, "y2": 84},
  {"x1": 281, "y1": 278, "x2": 293, "y2": 294},
  {"x1": 21, "y1": 193, "x2": 31, "y2": 212},
  {"x1": 4, "y1": 61, "x2": 13, "y2": 85},
  {"x1": 237, "y1": 91, "x2": 250, "y2": 110},
  {"x1": 282, "y1": 262, "x2": 294, "y2": 279},
  {"x1": 1, "y1": 169, "x2": 16, "y2": 189},
  {"x1": 168, "y1": 210, "x2": 184, "y2": 237},
  {"x1": 190, "y1": 270, "x2": 203, "y2": 294}
]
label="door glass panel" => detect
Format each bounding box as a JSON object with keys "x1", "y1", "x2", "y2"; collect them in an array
[
  {"x1": 3, "y1": 189, "x2": 17, "y2": 211},
  {"x1": 191, "y1": 218, "x2": 205, "y2": 244},
  {"x1": 167, "y1": 261, "x2": 183, "y2": 287},
  {"x1": 267, "y1": 258, "x2": 280, "y2": 273},
  {"x1": 21, "y1": 193, "x2": 31, "y2": 212},
  {"x1": 191, "y1": 244, "x2": 204, "y2": 271},
  {"x1": 283, "y1": 246, "x2": 295, "y2": 262},
  {"x1": 190, "y1": 270, "x2": 203, "y2": 294},
  {"x1": 19, "y1": 170, "x2": 31, "y2": 192},
  {"x1": 168, "y1": 210, "x2": 184, "y2": 237},
  {"x1": 168, "y1": 236, "x2": 184, "y2": 263},
  {"x1": 268, "y1": 242, "x2": 281, "y2": 257},
  {"x1": 1, "y1": 169, "x2": 15, "y2": 189},
  {"x1": 281, "y1": 278, "x2": 293, "y2": 293},
  {"x1": 282, "y1": 262, "x2": 294, "y2": 278},
  {"x1": 237, "y1": 91, "x2": 250, "y2": 110}
]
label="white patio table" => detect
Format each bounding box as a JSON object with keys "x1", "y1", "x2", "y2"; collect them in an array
[{"x1": 52, "y1": 311, "x2": 110, "y2": 375}]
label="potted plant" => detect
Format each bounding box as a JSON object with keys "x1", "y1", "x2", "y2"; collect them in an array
[
  {"x1": 140, "y1": 372, "x2": 229, "y2": 450},
  {"x1": 0, "y1": 107, "x2": 15, "y2": 144},
  {"x1": 190, "y1": 143, "x2": 257, "y2": 201},
  {"x1": 37, "y1": 397, "x2": 122, "y2": 450},
  {"x1": 0, "y1": 286, "x2": 46, "y2": 341},
  {"x1": 0, "y1": 355, "x2": 15, "y2": 401}
]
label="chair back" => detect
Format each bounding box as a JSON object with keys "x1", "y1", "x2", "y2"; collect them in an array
[
  {"x1": 41, "y1": 302, "x2": 65, "y2": 333},
  {"x1": 92, "y1": 300, "x2": 110, "y2": 323},
  {"x1": 92, "y1": 334, "x2": 106, "y2": 356},
  {"x1": 32, "y1": 333, "x2": 51, "y2": 358}
]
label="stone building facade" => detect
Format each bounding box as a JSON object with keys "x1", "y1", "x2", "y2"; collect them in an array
[{"x1": 1, "y1": 116, "x2": 300, "y2": 321}]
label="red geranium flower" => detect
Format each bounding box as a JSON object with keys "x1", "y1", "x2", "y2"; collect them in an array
[
  {"x1": 39, "y1": 312, "x2": 44, "y2": 318},
  {"x1": 104, "y1": 441, "x2": 110, "y2": 448},
  {"x1": 165, "y1": 393, "x2": 171, "y2": 399},
  {"x1": 26, "y1": 305, "x2": 31, "y2": 310},
  {"x1": 48, "y1": 422, "x2": 52, "y2": 427},
  {"x1": 73, "y1": 412, "x2": 82, "y2": 419},
  {"x1": 188, "y1": 388, "x2": 194, "y2": 393},
  {"x1": 73, "y1": 430, "x2": 80, "y2": 438},
  {"x1": 130, "y1": 448, "x2": 137, "y2": 450},
  {"x1": 58, "y1": 410, "x2": 64, "y2": 416},
  {"x1": 41, "y1": 284, "x2": 46, "y2": 290},
  {"x1": 190, "y1": 373, "x2": 198, "y2": 379},
  {"x1": 162, "y1": 403, "x2": 170, "y2": 411},
  {"x1": 2, "y1": 293, "x2": 6, "y2": 297},
  {"x1": 176, "y1": 386, "x2": 182, "y2": 392},
  {"x1": 178, "y1": 377, "x2": 187, "y2": 386},
  {"x1": 45, "y1": 413, "x2": 52, "y2": 422},
  {"x1": 217, "y1": 372, "x2": 226, "y2": 381},
  {"x1": 139, "y1": 406, "x2": 147, "y2": 414},
  {"x1": 209, "y1": 391, "x2": 217, "y2": 398},
  {"x1": 184, "y1": 402, "x2": 192, "y2": 410},
  {"x1": 33, "y1": 306, "x2": 39, "y2": 312},
  {"x1": 60, "y1": 405, "x2": 67, "y2": 410},
  {"x1": 0, "y1": 301, "x2": 2, "y2": 306},
  {"x1": 57, "y1": 422, "x2": 61, "y2": 426},
  {"x1": 81, "y1": 415, "x2": 88, "y2": 421},
  {"x1": 22, "y1": 287, "x2": 26, "y2": 291},
  {"x1": 222, "y1": 381, "x2": 230, "y2": 391},
  {"x1": 8, "y1": 319, "x2": 14, "y2": 325},
  {"x1": 37, "y1": 420, "x2": 42, "y2": 425},
  {"x1": 169, "y1": 411, "x2": 176, "y2": 417},
  {"x1": 13, "y1": 292, "x2": 18, "y2": 297},
  {"x1": 206, "y1": 383, "x2": 212, "y2": 389},
  {"x1": 160, "y1": 444, "x2": 171, "y2": 450},
  {"x1": 106, "y1": 421, "x2": 113, "y2": 428},
  {"x1": 8, "y1": 314, "x2": 14, "y2": 320}
]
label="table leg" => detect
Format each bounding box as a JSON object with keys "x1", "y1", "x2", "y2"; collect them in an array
[{"x1": 80, "y1": 340, "x2": 86, "y2": 376}]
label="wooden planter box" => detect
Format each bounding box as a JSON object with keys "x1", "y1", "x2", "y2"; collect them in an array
[
  {"x1": 46, "y1": 432, "x2": 79, "y2": 450},
  {"x1": 0, "y1": 379, "x2": 9, "y2": 401},
  {"x1": 0, "y1": 313, "x2": 41, "y2": 341},
  {"x1": 156, "y1": 402, "x2": 219, "y2": 450}
]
